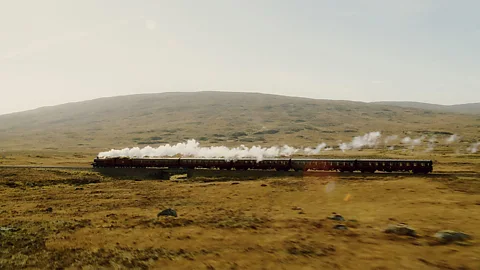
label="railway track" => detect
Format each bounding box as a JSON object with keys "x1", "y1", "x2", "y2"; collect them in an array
[{"x1": 1, "y1": 165, "x2": 477, "y2": 178}]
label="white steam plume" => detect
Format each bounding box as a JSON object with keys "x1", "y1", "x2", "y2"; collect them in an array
[
  {"x1": 304, "y1": 143, "x2": 327, "y2": 155},
  {"x1": 401, "y1": 136, "x2": 424, "y2": 149},
  {"x1": 98, "y1": 131, "x2": 470, "y2": 160},
  {"x1": 338, "y1": 131, "x2": 382, "y2": 152},
  {"x1": 384, "y1": 135, "x2": 398, "y2": 145},
  {"x1": 98, "y1": 139, "x2": 299, "y2": 162},
  {"x1": 384, "y1": 135, "x2": 398, "y2": 150},
  {"x1": 467, "y1": 142, "x2": 480, "y2": 153},
  {"x1": 445, "y1": 134, "x2": 459, "y2": 144},
  {"x1": 425, "y1": 136, "x2": 436, "y2": 152}
]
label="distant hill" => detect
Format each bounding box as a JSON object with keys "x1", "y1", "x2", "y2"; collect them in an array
[
  {"x1": 0, "y1": 91, "x2": 478, "y2": 152},
  {"x1": 371, "y1": 101, "x2": 480, "y2": 115}
]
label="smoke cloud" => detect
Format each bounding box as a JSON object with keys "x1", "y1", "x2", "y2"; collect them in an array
[
  {"x1": 338, "y1": 131, "x2": 382, "y2": 152},
  {"x1": 467, "y1": 142, "x2": 480, "y2": 153},
  {"x1": 98, "y1": 139, "x2": 299, "y2": 162},
  {"x1": 304, "y1": 143, "x2": 327, "y2": 155},
  {"x1": 445, "y1": 134, "x2": 459, "y2": 144},
  {"x1": 98, "y1": 131, "x2": 476, "y2": 159},
  {"x1": 401, "y1": 136, "x2": 424, "y2": 149},
  {"x1": 425, "y1": 136, "x2": 436, "y2": 152},
  {"x1": 384, "y1": 135, "x2": 398, "y2": 145}
]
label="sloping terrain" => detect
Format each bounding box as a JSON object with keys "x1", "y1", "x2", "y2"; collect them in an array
[
  {"x1": 0, "y1": 92, "x2": 479, "y2": 152},
  {"x1": 372, "y1": 101, "x2": 480, "y2": 115}
]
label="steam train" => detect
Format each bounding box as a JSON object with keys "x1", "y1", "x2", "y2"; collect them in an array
[{"x1": 92, "y1": 157, "x2": 433, "y2": 174}]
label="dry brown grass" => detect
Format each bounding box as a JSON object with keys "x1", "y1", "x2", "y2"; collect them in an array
[
  {"x1": 1, "y1": 162, "x2": 479, "y2": 269},
  {"x1": 1, "y1": 92, "x2": 478, "y2": 269}
]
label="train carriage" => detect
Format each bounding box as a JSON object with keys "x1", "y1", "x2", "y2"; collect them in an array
[{"x1": 92, "y1": 157, "x2": 433, "y2": 174}]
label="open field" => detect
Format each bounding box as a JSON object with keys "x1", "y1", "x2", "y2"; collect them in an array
[
  {"x1": 1, "y1": 156, "x2": 479, "y2": 269},
  {"x1": 1, "y1": 93, "x2": 478, "y2": 269}
]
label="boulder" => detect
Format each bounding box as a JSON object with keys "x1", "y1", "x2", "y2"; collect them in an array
[
  {"x1": 434, "y1": 230, "x2": 472, "y2": 244},
  {"x1": 333, "y1": 224, "x2": 348, "y2": 230},
  {"x1": 384, "y1": 223, "x2": 416, "y2": 237},
  {"x1": 157, "y1": 208, "x2": 177, "y2": 218},
  {"x1": 328, "y1": 213, "x2": 345, "y2": 221}
]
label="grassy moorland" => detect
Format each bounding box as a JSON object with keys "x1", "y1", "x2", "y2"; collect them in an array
[
  {"x1": 0, "y1": 166, "x2": 479, "y2": 269},
  {"x1": 0, "y1": 92, "x2": 479, "y2": 269}
]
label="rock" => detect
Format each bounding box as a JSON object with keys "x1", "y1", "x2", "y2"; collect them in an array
[
  {"x1": 157, "y1": 208, "x2": 177, "y2": 218},
  {"x1": 434, "y1": 230, "x2": 472, "y2": 244},
  {"x1": 328, "y1": 213, "x2": 345, "y2": 221},
  {"x1": 45, "y1": 207, "x2": 53, "y2": 213},
  {"x1": 261, "y1": 184, "x2": 268, "y2": 187},
  {"x1": 75, "y1": 187, "x2": 84, "y2": 190},
  {"x1": 231, "y1": 182, "x2": 240, "y2": 185},
  {"x1": 333, "y1": 224, "x2": 348, "y2": 230},
  {"x1": 384, "y1": 223, "x2": 416, "y2": 237},
  {"x1": 291, "y1": 206, "x2": 302, "y2": 211}
]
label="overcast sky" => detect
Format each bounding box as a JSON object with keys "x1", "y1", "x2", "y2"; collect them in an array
[{"x1": 1, "y1": 0, "x2": 479, "y2": 115}]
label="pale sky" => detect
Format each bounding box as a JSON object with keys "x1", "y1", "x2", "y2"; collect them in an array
[{"x1": 1, "y1": 0, "x2": 479, "y2": 115}]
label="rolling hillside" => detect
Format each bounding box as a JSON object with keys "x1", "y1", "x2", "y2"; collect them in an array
[
  {"x1": 0, "y1": 92, "x2": 479, "y2": 152},
  {"x1": 372, "y1": 101, "x2": 480, "y2": 115}
]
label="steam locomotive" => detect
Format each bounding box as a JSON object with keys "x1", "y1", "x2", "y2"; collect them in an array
[{"x1": 92, "y1": 157, "x2": 433, "y2": 174}]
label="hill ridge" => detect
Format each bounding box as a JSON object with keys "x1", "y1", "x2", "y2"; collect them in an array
[
  {"x1": 0, "y1": 92, "x2": 478, "y2": 151},
  {"x1": 2, "y1": 91, "x2": 478, "y2": 117}
]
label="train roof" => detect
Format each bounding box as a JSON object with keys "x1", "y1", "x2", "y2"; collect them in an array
[
  {"x1": 95, "y1": 157, "x2": 432, "y2": 162},
  {"x1": 354, "y1": 159, "x2": 432, "y2": 162}
]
